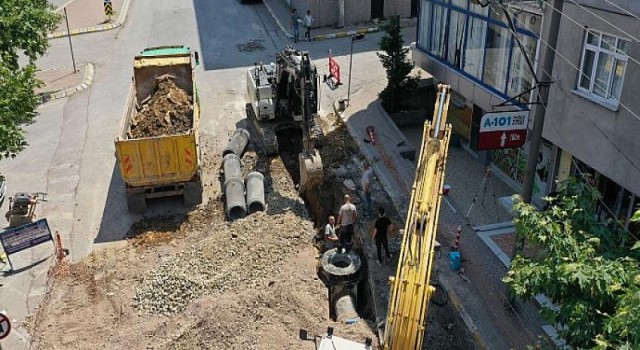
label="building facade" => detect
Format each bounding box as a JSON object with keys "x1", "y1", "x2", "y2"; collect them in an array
[
  {"x1": 286, "y1": 0, "x2": 414, "y2": 28},
  {"x1": 412, "y1": 0, "x2": 639, "y2": 232},
  {"x1": 543, "y1": 0, "x2": 640, "y2": 231}
]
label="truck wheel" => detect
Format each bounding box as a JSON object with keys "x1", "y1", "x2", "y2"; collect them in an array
[
  {"x1": 183, "y1": 183, "x2": 203, "y2": 207},
  {"x1": 126, "y1": 192, "x2": 147, "y2": 214}
]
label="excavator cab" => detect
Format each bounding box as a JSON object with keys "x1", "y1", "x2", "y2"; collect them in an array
[{"x1": 245, "y1": 47, "x2": 324, "y2": 193}]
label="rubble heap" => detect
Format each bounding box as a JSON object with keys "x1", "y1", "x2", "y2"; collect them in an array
[
  {"x1": 130, "y1": 74, "x2": 193, "y2": 138},
  {"x1": 133, "y1": 157, "x2": 313, "y2": 316}
]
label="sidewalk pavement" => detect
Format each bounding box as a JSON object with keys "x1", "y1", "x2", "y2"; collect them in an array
[
  {"x1": 262, "y1": 0, "x2": 416, "y2": 42},
  {"x1": 36, "y1": 62, "x2": 95, "y2": 103},
  {"x1": 335, "y1": 74, "x2": 556, "y2": 348},
  {"x1": 48, "y1": 0, "x2": 132, "y2": 39}
]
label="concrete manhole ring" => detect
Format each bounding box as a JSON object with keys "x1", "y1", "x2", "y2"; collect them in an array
[{"x1": 320, "y1": 248, "x2": 361, "y2": 283}]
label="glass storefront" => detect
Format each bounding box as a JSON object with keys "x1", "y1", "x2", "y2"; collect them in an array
[
  {"x1": 492, "y1": 140, "x2": 554, "y2": 202},
  {"x1": 416, "y1": 0, "x2": 541, "y2": 100}
]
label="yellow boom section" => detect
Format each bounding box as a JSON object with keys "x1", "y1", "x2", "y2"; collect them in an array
[{"x1": 383, "y1": 84, "x2": 452, "y2": 350}]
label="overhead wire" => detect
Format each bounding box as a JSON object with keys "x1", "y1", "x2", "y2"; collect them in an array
[
  {"x1": 603, "y1": 0, "x2": 640, "y2": 22},
  {"x1": 565, "y1": 0, "x2": 640, "y2": 43},
  {"x1": 505, "y1": 0, "x2": 640, "y2": 125},
  {"x1": 544, "y1": 0, "x2": 640, "y2": 67},
  {"x1": 492, "y1": 2, "x2": 640, "y2": 229}
]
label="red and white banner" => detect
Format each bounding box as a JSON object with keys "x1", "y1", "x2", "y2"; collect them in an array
[{"x1": 328, "y1": 53, "x2": 341, "y2": 85}]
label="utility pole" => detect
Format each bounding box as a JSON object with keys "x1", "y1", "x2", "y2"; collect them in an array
[
  {"x1": 346, "y1": 34, "x2": 365, "y2": 108},
  {"x1": 337, "y1": 0, "x2": 345, "y2": 28},
  {"x1": 63, "y1": 7, "x2": 77, "y2": 72},
  {"x1": 514, "y1": 0, "x2": 564, "y2": 257}
]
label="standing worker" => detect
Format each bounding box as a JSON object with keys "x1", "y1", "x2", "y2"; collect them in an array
[
  {"x1": 361, "y1": 161, "x2": 374, "y2": 218},
  {"x1": 303, "y1": 10, "x2": 314, "y2": 41},
  {"x1": 372, "y1": 207, "x2": 393, "y2": 265},
  {"x1": 337, "y1": 194, "x2": 358, "y2": 254},
  {"x1": 291, "y1": 8, "x2": 301, "y2": 43}
]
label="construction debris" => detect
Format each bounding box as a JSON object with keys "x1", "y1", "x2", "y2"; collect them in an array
[{"x1": 130, "y1": 74, "x2": 193, "y2": 138}]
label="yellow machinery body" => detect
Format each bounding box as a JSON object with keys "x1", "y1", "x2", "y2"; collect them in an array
[
  {"x1": 114, "y1": 46, "x2": 202, "y2": 213},
  {"x1": 383, "y1": 84, "x2": 452, "y2": 350}
]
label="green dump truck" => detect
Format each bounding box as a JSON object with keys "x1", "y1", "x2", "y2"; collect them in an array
[{"x1": 115, "y1": 46, "x2": 202, "y2": 214}]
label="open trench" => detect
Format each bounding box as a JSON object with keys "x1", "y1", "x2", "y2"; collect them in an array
[
  {"x1": 275, "y1": 126, "x2": 377, "y2": 327},
  {"x1": 272, "y1": 123, "x2": 474, "y2": 349}
]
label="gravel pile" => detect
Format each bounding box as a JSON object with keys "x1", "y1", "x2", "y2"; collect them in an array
[{"x1": 133, "y1": 156, "x2": 315, "y2": 316}]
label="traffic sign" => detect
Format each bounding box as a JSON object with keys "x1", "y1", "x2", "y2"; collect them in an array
[
  {"x1": 0, "y1": 313, "x2": 11, "y2": 340},
  {"x1": 104, "y1": 0, "x2": 114, "y2": 16},
  {"x1": 477, "y1": 110, "x2": 529, "y2": 150},
  {"x1": 477, "y1": 130, "x2": 527, "y2": 150}
]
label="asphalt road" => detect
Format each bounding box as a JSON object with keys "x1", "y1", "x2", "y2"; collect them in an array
[{"x1": 0, "y1": 0, "x2": 413, "y2": 347}]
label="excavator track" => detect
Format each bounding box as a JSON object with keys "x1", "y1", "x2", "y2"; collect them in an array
[{"x1": 246, "y1": 103, "x2": 279, "y2": 156}]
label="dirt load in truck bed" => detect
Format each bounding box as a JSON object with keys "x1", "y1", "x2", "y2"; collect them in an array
[{"x1": 129, "y1": 74, "x2": 193, "y2": 139}]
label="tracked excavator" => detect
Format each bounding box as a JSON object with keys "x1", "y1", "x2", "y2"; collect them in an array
[
  {"x1": 246, "y1": 46, "x2": 323, "y2": 192},
  {"x1": 301, "y1": 85, "x2": 453, "y2": 349}
]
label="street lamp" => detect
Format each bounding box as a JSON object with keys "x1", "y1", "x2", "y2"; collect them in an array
[{"x1": 346, "y1": 33, "x2": 366, "y2": 108}]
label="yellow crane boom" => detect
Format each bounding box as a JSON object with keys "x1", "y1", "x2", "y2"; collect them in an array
[{"x1": 383, "y1": 84, "x2": 452, "y2": 350}]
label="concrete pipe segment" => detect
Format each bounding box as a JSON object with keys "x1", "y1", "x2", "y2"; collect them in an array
[
  {"x1": 245, "y1": 171, "x2": 266, "y2": 214},
  {"x1": 320, "y1": 248, "x2": 362, "y2": 285},
  {"x1": 222, "y1": 153, "x2": 242, "y2": 183},
  {"x1": 223, "y1": 128, "x2": 251, "y2": 157},
  {"x1": 224, "y1": 177, "x2": 247, "y2": 220}
]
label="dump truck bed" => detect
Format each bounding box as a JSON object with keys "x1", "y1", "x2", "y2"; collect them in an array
[{"x1": 115, "y1": 52, "x2": 200, "y2": 188}]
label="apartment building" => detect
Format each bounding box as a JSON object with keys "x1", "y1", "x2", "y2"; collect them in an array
[{"x1": 412, "y1": 0, "x2": 639, "y2": 232}]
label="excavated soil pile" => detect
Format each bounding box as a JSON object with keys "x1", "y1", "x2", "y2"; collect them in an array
[
  {"x1": 28, "y1": 144, "x2": 376, "y2": 349},
  {"x1": 130, "y1": 74, "x2": 193, "y2": 138}
]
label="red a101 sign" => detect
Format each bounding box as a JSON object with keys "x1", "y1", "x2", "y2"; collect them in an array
[{"x1": 477, "y1": 110, "x2": 529, "y2": 151}]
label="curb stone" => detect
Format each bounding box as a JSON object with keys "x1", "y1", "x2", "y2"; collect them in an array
[
  {"x1": 47, "y1": 0, "x2": 132, "y2": 39},
  {"x1": 439, "y1": 276, "x2": 491, "y2": 350},
  {"x1": 262, "y1": 0, "x2": 415, "y2": 42},
  {"x1": 39, "y1": 63, "x2": 95, "y2": 104}
]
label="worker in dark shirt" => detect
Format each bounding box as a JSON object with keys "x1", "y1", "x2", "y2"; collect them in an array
[{"x1": 372, "y1": 207, "x2": 394, "y2": 265}]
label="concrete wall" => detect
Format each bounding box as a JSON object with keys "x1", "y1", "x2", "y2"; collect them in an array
[
  {"x1": 290, "y1": 0, "x2": 410, "y2": 28},
  {"x1": 542, "y1": 1, "x2": 640, "y2": 195}
]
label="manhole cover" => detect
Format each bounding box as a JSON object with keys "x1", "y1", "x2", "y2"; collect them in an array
[{"x1": 237, "y1": 40, "x2": 265, "y2": 52}]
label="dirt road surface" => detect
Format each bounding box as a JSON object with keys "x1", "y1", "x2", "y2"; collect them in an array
[{"x1": 28, "y1": 125, "x2": 468, "y2": 349}]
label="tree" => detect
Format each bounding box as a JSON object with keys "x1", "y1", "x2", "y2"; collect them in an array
[
  {"x1": 377, "y1": 15, "x2": 417, "y2": 112},
  {"x1": 0, "y1": 0, "x2": 60, "y2": 159},
  {"x1": 504, "y1": 177, "x2": 640, "y2": 349}
]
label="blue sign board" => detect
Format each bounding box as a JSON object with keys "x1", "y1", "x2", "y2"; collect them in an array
[{"x1": 0, "y1": 219, "x2": 53, "y2": 255}]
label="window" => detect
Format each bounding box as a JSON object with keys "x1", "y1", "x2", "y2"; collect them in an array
[
  {"x1": 446, "y1": 10, "x2": 466, "y2": 68},
  {"x1": 418, "y1": 0, "x2": 431, "y2": 49},
  {"x1": 578, "y1": 29, "x2": 629, "y2": 104},
  {"x1": 429, "y1": 4, "x2": 448, "y2": 57},
  {"x1": 463, "y1": 15, "x2": 487, "y2": 79},
  {"x1": 483, "y1": 10, "x2": 512, "y2": 92}
]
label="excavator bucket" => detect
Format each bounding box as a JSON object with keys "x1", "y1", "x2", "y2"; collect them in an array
[{"x1": 298, "y1": 150, "x2": 323, "y2": 193}]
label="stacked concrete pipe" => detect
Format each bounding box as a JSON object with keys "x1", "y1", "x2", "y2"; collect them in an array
[
  {"x1": 222, "y1": 153, "x2": 246, "y2": 219},
  {"x1": 245, "y1": 171, "x2": 266, "y2": 214},
  {"x1": 223, "y1": 128, "x2": 251, "y2": 157}
]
